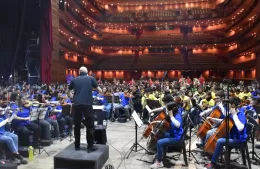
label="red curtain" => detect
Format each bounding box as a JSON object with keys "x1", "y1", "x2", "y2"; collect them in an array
[{"x1": 40, "y1": 0, "x2": 53, "y2": 84}]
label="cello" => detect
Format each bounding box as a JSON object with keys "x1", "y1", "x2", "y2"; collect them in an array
[
  {"x1": 204, "y1": 117, "x2": 234, "y2": 154},
  {"x1": 197, "y1": 106, "x2": 222, "y2": 139},
  {"x1": 145, "y1": 111, "x2": 170, "y2": 152}
]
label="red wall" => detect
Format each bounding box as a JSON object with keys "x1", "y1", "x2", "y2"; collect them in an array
[{"x1": 66, "y1": 69, "x2": 256, "y2": 80}]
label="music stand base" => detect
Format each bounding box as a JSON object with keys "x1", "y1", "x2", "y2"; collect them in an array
[
  {"x1": 249, "y1": 151, "x2": 260, "y2": 164},
  {"x1": 126, "y1": 142, "x2": 148, "y2": 159},
  {"x1": 34, "y1": 146, "x2": 50, "y2": 157}
]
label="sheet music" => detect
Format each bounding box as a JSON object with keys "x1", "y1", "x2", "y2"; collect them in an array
[
  {"x1": 30, "y1": 108, "x2": 48, "y2": 121},
  {"x1": 132, "y1": 111, "x2": 143, "y2": 128},
  {"x1": 30, "y1": 108, "x2": 40, "y2": 121},
  {"x1": 93, "y1": 105, "x2": 104, "y2": 110},
  {"x1": 38, "y1": 108, "x2": 48, "y2": 120}
]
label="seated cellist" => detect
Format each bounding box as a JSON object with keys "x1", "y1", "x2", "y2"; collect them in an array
[
  {"x1": 150, "y1": 96, "x2": 183, "y2": 169},
  {"x1": 197, "y1": 90, "x2": 226, "y2": 148},
  {"x1": 205, "y1": 96, "x2": 247, "y2": 169}
]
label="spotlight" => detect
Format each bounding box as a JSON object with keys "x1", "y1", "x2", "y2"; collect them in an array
[{"x1": 59, "y1": 0, "x2": 64, "y2": 11}]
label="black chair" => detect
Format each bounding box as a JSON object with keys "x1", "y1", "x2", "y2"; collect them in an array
[
  {"x1": 95, "y1": 109, "x2": 106, "y2": 126},
  {"x1": 162, "y1": 113, "x2": 189, "y2": 166},
  {"x1": 224, "y1": 123, "x2": 253, "y2": 169}
]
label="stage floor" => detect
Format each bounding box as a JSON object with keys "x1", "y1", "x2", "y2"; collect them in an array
[{"x1": 18, "y1": 120, "x2": 260, "y2": 169}]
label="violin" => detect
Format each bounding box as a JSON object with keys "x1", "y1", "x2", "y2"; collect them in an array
[
  {"x1": 24, "y1": 100, "x2": 32, "y2": 107},
  {"x1": 104, "y1": 92, "x2": 112, "y2": 96},
  {"x1": 124, "y1": 92, "x2": 130, "y2": 98}
]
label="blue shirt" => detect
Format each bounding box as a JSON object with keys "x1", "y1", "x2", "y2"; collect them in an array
[
  {"x1": 92, "y1": 91, "x2": 98, "y2": 97},
  {"x1": 240, "y1": 105, "x2": 257, "y2": 119},
  {"x1": 119, "y1": 93, "x2": 130, "y2": 106},
  {"x1": 168, "y1": 111, "x2": 183, "y2": 140},
  {"x1": 230, "y1": 112, "x2": 247, "y2": 141},
  {"x1": 0, "y1": 114, "x2": 7, "y2": 135},
  {"x1": 98, "y1": 95, "x2": 107, "y2": 105},
  {"x1": 12, "y1": 106, "x2": 31, "y2": 126},
  {"x1": 30, "y1": 94, "x2": 36, "y2": 100},
  {"x1": 51, "y1": 97, "x2": 62, "y2": 117}
]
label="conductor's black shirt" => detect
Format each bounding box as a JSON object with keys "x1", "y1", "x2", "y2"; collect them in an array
[{"x1": 69, "y1": 73, "x2": 98, "y2": 105}]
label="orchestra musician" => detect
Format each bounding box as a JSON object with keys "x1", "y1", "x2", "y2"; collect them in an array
[
  {"x1": 0, "y1": 109, "x2": 28, "y2": 164},
  {"x1": 131, "y1": 85, "x2": 142, "y2": 116},
  {"x1": 205, "y1": 97, "x2": 247, "y2": 169},
  {"x1": 37, "y1": 94, "x2": 60, "y2": 139},
  {"x1": 150, "y1": 97, "x2": 183, "y2": 169},
  {"x1": 141, "y1": 88, "x2": 157, "y2": 124},
  {"x1": 30, "y1": 101, "x2": 51, "y2": 141},
  {"x1": 112, "y1": 87, "x2": 131, "y2": 120},
  {"x1": 11, "y1": 97, "x2": 41, "y2": 147},
  {"x1": 197, "y1": 90, "x2": 226, "y2": 148},
  {"x1": 97, "y1": 87, "x2": 112, "y2": 121}
]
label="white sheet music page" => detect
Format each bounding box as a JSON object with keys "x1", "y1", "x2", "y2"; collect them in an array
[{"x1": 132, "y1": 111, "x2": 143, "y2": 128}]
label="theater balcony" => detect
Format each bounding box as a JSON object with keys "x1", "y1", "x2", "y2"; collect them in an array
[{"x1": 53, "y1": 0, "x2": 260, "y2": 82}]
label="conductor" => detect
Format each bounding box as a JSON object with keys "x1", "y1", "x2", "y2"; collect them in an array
[{"x1": 68, "y1": 66, "x2": 102, "y2": 152}]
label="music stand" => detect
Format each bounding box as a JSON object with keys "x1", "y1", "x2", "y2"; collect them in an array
[
  {"x1": 114, "y1": 96, "x2": 120, "y2": 104},
  {"x1": 60, "y1": 104, "x2": 74, "y2": 142},
  {"x1": 30, "y1": 107, "x2": 50, "y2": 156},
  {"x1": 147, "y1": 100, "x2": 161, "y2": 122},
  {"x1": 105, "y1": 96, "x2": 113, "y2": 104},
  {"x1": 126, "y1": 111, "x2": 148, "y2": 159},
  {"x1": 246, "y1": 114, "x2": 260, "y2": 163},
  {"x1": 147, "y1": 100, "x2": 161, "y2": 109}
]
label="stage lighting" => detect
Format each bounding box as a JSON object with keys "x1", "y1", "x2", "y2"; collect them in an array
[{"x1": 59, "y1": 0, "x2": 64, "y2": 11}]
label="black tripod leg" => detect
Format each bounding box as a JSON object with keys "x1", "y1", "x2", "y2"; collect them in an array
[
  {"x1": 126, "y1": 144, "x2": 135, "y2": 159},
  {"x1": 190, "y1": 152, "x2": 199, "y2": 164},
  {"x1": 136, "y1": 143, "x2": 149, "y2": 153},
  {"x1": 189, "y1": 126, "x2": 192, "y2": 157}
]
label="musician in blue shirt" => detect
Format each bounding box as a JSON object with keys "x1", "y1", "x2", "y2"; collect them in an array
[
  {"x1": 31, "y1": 101, "x2": 51, "y2": 141},
  {"x1": 97, "y1": 87, "x2": 112, "y2": 120},
  {"x1": 205, "y1": 97, "x2": 247, "y2": 169},
  {"x1": 116, "y1": 88, "x2": 131, "y2": 120},
  {"x1": 38, "y1": 94, "x2": 60, "y2": 139},
  {"x1": 0, "y1": 111, "x2": 27, "y2": 164},
  {"x1": 58, "y1": 94, "x2": 73, "y2": 136},
  {"x1": 11, "y1": 98, "x2": 41, "y2": 147},
  {"x1": 150, "y1": 100, "x2": 183, "y2": 168},
  {"x1": 197, "y1": 90, "x2": 226, "y2": 148}
]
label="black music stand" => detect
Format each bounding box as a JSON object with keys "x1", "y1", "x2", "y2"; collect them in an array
[
  {"x1": 223, "y1": 79, "x2": 232, "y2": 169},
  {"x1": 30, "y1": 107, "x2": 50, "y2": 156},
  {"x1": 60, "y1": 104, "x2": 73, "y2": 142},
  {"x1": 104, "y1": 95, "x2": 115, "y2": 122},
  {"x1": 246, "y1": 114, "x2": 260, "y2": 163},
  {"x1": 114, "y1": 96, "x2": 120, "y2": 104},
  {"x1": 187, "y1": 110, "x2": 200, "y2": 164},
  {"x1": 126, "y1": 111, "x2": 148, "y2": 159},
  {"x1": 147, "y1": 100, "x2": 161, "y2": 109},
  {"x1": 147, "y1": 100, "x2": 161, "y2": 122}
]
